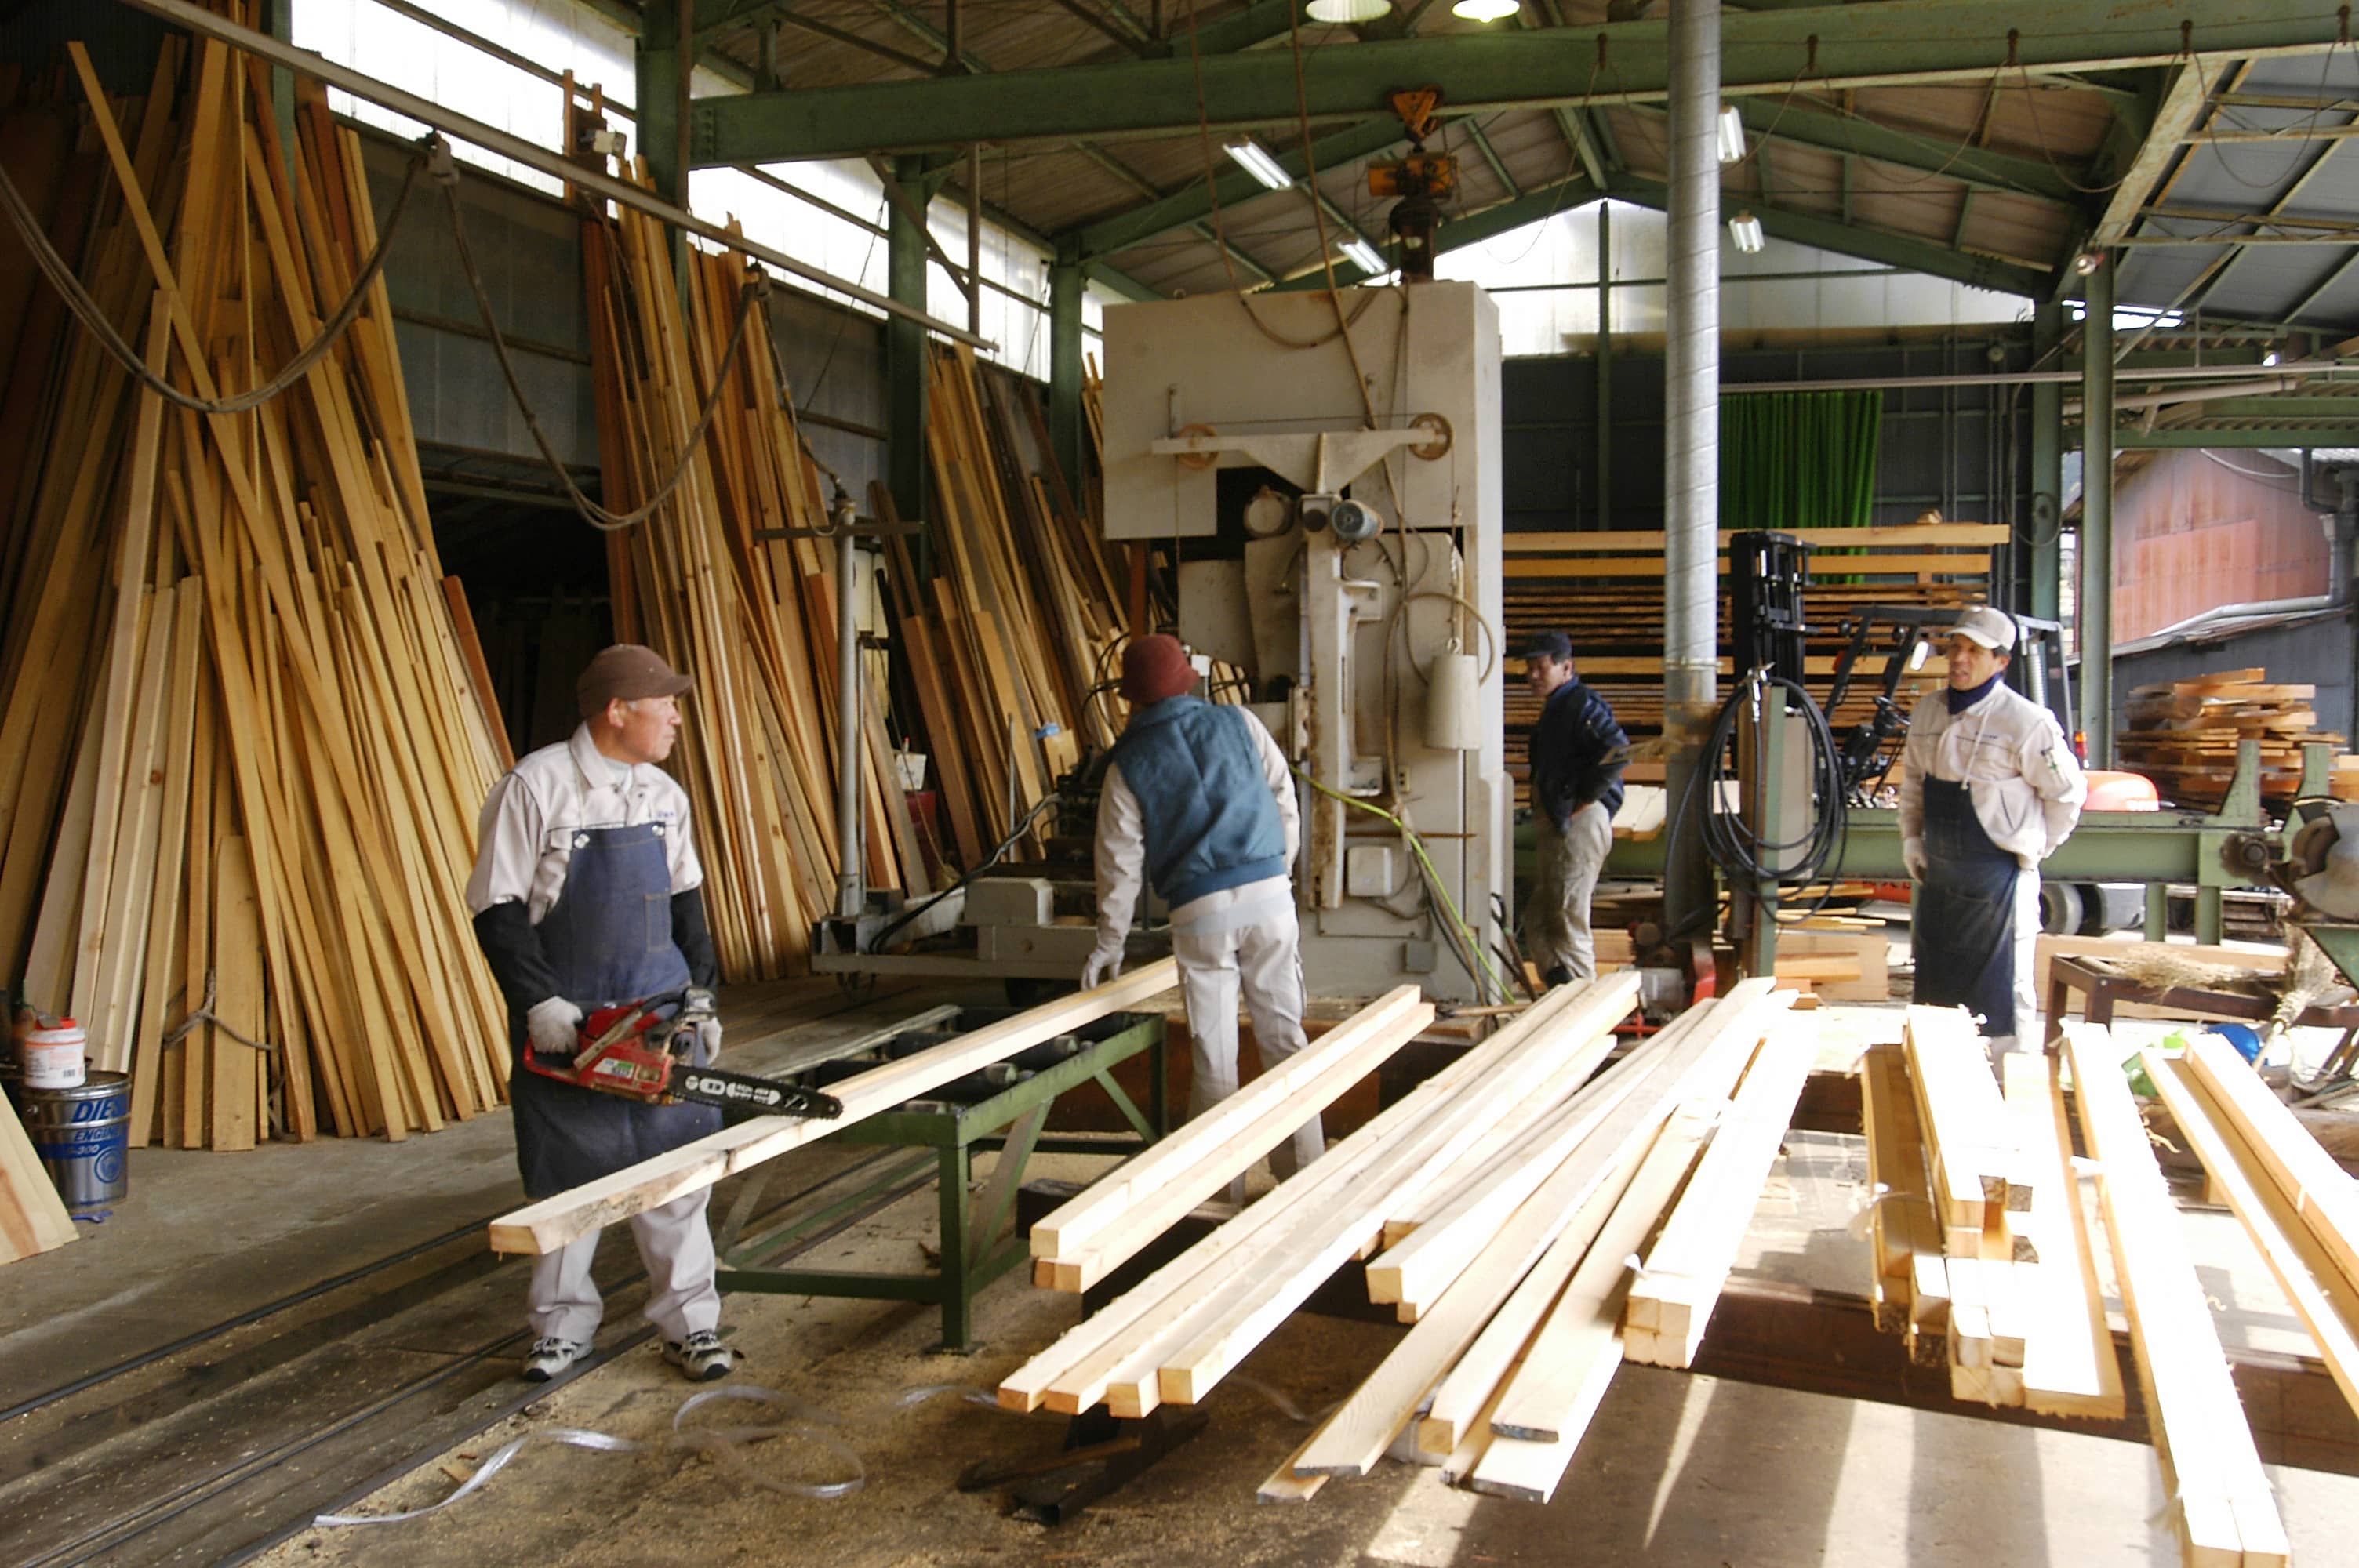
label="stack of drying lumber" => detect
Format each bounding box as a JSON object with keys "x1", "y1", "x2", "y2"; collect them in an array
[
  {"x1": 904, "y1": 346, "x2": 1129, "y2": 862},
  {"x1": 1868, "y1": 1010, "x2": 2124, "y2": 1417},
  {"x1": 2120, "y1": 669, "x2": 2348, "y2": 810},
  {"x1": 2062, "y1": 1024, "x2": 2291, "y2": 1567},
  {"x1": 1500, "y1": 523, "x2": 1997, "y2": 797},
  {"x1": 0, "y1": 34, "x2": 511, "y2": 1146},
  {"x1": 587, "y1": 188, "x2": 930, "y2": 978},
  {"x1": 485, "y1": 957, "x2": 1182, "y2": 1255},
  {"x1": 1002, "y1": 976, "x2": 1821, "y2": 1508}
]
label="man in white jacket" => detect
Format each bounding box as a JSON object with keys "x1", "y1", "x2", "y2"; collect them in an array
[
  {"x1": 1081, "y1": 635, "x2": 1319, "y2": 1190},
  {"x1": 1897, "y1": 606, "x2": 2088, "y2": 1053}
]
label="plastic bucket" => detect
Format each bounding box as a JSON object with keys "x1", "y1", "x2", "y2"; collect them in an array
[
  {"x1": 22, "y1": 1019, "x2": 88, "y2": 1091},
  {"x1": 21, "y1": 1071, "x2": 131, "y2": 1218}
]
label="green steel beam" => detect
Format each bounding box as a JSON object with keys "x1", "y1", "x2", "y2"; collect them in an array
[
  {"x1": 1050, "y1": 250, "x2": 1086, "y2": 488},
  {"x1": 886, "y1": 154, "x2": 932, "y2": 532},
  {"x1": 2081, "y1": 256, "x2": 2115, "y2": 767},
  {"x1": 2073, "y1": 426, "x2": 2359, "y2": 448},
  {"x1": 1464, "y1": 118, "x2": 1520, "y2": 200},
  {"x1": 688, "y1": 2, "x2": 2349, "y2": 162},
  {"x1": 1139, "y1": 1, "x2": 1303, "y2": 60},
  {"x1": 1270, "y1": 176, "x2": 1598, "y2": 289},
  {"x1": 2029, "y1": 299, "x2": 2064, "y2": 622},
  {"x1": 1608, "y1": 177, "x2": 2049, "y2": 297},
  {"x1": 1728, "y1": 97, "x2": 2081, "y2": 204},
  {"x1": 1069, "y1": 118, "x2": 1406, "y2": 261}
]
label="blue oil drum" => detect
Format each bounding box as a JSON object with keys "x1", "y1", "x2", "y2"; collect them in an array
[{"x1": 20, "y1": 1070, "x2": 131, "y2": 1219}]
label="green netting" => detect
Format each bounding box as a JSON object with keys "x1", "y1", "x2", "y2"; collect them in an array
[{"x1": 1718, "y1": 389, "x2": 1884, "y2": 532}]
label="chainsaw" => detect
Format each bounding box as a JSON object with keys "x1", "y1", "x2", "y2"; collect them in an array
[{"x1": 522, "y1": 987, "x2": 843, "y2": 1119}]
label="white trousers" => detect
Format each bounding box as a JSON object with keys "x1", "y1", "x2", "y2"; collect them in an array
[
  {"x1": 1174, "y1": 902, "x2": 1324, "y2": 1192},
  {"x1": 1990, "y1": 870, "x2": 2045, "y2": 1057},
  {"x1": 527, "y1": 1187, "x2": 720, "y2": 1345}
]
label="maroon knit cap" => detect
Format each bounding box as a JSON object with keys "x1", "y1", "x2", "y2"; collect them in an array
[{"x1": 1121, "y1": 635, "x2": 1198, "y2": 705}]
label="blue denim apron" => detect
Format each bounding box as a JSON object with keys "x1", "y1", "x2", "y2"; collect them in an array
[
  {"x1": 510, "y1": 822, "x2": 715, "y2": 1199},
  {"x1": 1911, "y1": 777, "x2": 2019, "y2": 1037}
]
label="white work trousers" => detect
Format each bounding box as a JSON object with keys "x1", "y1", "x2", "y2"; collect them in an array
[
  {"x1": 1524, "y1": 802, "x2": 1612, "y2": 982},
  {"x1": 527, "y1": 1188, "x2": 720, "y2": 1345},
  {"x1": 1174, "y1": 903, "x2": 1323, "y2": 1192},
  {"x1": 1991, "y1": 869, "x2": 2043, "y2": 1056}
]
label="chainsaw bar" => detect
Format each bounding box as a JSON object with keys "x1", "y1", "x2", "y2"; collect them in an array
[{"x1": 673, "y1": 1066, "x2": 843, "y2": 1120}]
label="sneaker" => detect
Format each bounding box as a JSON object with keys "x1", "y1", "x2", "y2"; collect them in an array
[
  {"x1": 522, "y1": 1336, "x2": 590, "y2": 1382},
  {"x1": 664, "y1": 1329, "x2": 732, "y2": 1382}
]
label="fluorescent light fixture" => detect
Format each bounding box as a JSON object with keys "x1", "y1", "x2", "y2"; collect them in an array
[
  {"x1": 2264, "y1": 349, "x2": 2281, "y2": 367},
  {"x1": 1306, "y1": 0, "x2": 1391, "y2": 20},
  {"x1": 2071, "y1": 249, "x2": 2105, "y2": 276},
  {"x1": 1223, "y1": 139, "x2": 1294, "y2": 192},
  {"x1": 1727, "y1": 210, "x2": 1765, "y2": 253},
  {"x1": 1717, "y1": 104, "x2": 1746, "y2": 164},
  {"x1": 1343, "y1": 238, "x2": 1388, "y2": 274},
  {"x1": 1451, "y1": 0, "x2": 1521, "y2": 20}
]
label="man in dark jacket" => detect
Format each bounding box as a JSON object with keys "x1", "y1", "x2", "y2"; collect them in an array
[
  {"x1": 466, "y1": 644, "x2": 732, "y2": 1385},
  {"x1": 1522, "y1": 632, "x2": 1628, "y2": 984}
]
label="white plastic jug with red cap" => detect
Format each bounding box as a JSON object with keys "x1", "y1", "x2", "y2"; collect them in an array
[{"x1": 22, "y1": 1018, "x2": 88, "y2": 1090}]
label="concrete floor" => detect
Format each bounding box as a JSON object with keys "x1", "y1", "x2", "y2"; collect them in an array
[{"x1": 9, "y1": 978, "x2": 2359, "y2": 1566}]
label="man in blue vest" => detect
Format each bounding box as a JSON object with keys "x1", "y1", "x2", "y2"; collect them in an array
[
  {"x1": 1523, "y1": 631, "x2": 1628, "y2": 985},
  {"x1": 467, "y1": 644, "x2": 733, "y2": 1385},
  {"x1": 1082, "y1": 635, "x2": 1319, "y2": 1187}
]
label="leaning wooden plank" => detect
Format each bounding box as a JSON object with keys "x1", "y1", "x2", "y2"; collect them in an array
[
  {"x1": 2061, "y1": 1025, "x2": 2286, "y2": 1568},
  {"x1": 2149, "y1": 1054, "x2": 2359, "y2": 1420},
  {"x1": 1003, "y1": 975, "x2": 1642, "y2": 1416},
  {"x1": 1256, "y1": 1431, "x2": 1329, "y2": 1504},
  {"x1": 2186, "y1": 1032, "x2": 2359, "y2": 1295},
  {"x1": 487, "y1": 958, "x2": 1182, "y2": 1254},
  {"x1": 2005, "y1": 1051, "x2": 2125, "y2": 1420},
  {"x1": 1031, "y1": 985, "x2": 1428, "y2": 1271},
  {"x1": 1289, "y1": 1109, "x2": 1657, "y2": 1477},
  {"x1": 1142, "y1": 978, "x2": 1645, "y2": 1414},
  {"x1": 0, "y1": 1098, "x2": 77, "y2": 1264},
  {"x1": 1622, "y1": 1021, "x2": 1817, "y2": 1367}
]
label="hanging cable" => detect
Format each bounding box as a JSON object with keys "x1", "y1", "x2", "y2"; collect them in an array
[
  {"x1": 864, "y1": 792, "x2": 1063, "y2": 954},
  {"x1": 1667, "y1": 670, "x2": 1850, "y2": 938},
  {"x1": 0, "y1": 136, "x2": 432, "y2": 413}
]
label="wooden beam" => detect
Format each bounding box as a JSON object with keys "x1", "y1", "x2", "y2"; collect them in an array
[
  {"x1": 2185, "y1": 1033, "x2": 2359, "y2": 1294},
  {"x1": 2004, "y1": 1051, "x2": 2126, "y2": 1419},
  {"x1": 487, "y1": 958, "x2": 1182, "y2": 1254}
]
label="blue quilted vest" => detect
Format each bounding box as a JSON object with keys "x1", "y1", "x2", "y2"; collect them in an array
[{"x1": 1110, "y1": 696, "x2": 1288, "y2": 908}]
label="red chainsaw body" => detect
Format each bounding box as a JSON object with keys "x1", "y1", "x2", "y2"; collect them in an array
[{"x1": 522, "y1": 994, "x2": 692, "y2": 1105}]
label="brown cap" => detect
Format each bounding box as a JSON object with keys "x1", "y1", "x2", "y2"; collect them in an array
[
  {"x1": 576, "y1": 644, "x2": 693, "y2": 720},
  {"x1": 1121, "y1": 635, "x2": 1199, "y2": 706}
]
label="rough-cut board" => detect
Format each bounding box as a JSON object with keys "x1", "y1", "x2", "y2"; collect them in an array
[
  {"x1": 2148, "y1": 1054, "x2": 2359, "y2": 1422},
  {"x1": 2003, "y1": 1051, "x2": 2126, "y2": 1420},
  {"x1": 1903, "y1": 1006, "x2": 2026, "y2": 1236},
  {"x1": 488, "y1": 958, "x2": 1181, "y2": 1254},
  {"x1": 2061, "y1": 1024, "x2": 2288, "y2": 1568},
  {"x1": 1030, "y1": 985, "x2": 1430, "y2": 1291},
  {"x1": 1859, "y1": 1042, "x2": 1941, "y2": 1338},
  {"x1": 0, "y1": 1099, "x2": 76, "y2": 1265},
  {"x1": 1623, "y1": 1021, "x2": 1817, "y2": 1368},
  {"x1": 2185, "y1": 1033, "x2": 2359, "y2": 1295}
]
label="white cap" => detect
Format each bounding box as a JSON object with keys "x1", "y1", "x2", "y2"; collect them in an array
[{"x1": 1951, "y1": 604, "x2": 2017, "y2": 652}]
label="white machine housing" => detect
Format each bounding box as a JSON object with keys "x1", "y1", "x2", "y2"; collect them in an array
[{"x1": 1100, "y1": 283, "x2": 1508, "y2": 1000}]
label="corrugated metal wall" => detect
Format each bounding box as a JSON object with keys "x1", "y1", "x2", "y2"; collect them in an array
[{"x1": 2110, "y1": 448, "x2": 2329, "y2": 643}]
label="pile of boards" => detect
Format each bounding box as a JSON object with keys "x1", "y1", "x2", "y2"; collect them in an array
[
  {"x1": 1001, "y1": 974, "x2": 1830, "y2": 1507},
  {"x1": 0, "y1": 24, "x2": 511, "y2": 1147},
  {"x1": 1501, "y1": 522, "x2": 1999, "y2": 797},
  {"x1": 2120, "y1": 669, "x2": 2353, "y2": 810}
]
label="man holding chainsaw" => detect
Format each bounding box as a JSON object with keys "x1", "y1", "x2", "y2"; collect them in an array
[
  {"x1": 466, "y1": 644, "x2": 732, "y2": 1385},
  {"x1": 1081, "y1": 635, "x2": 1320, "y2": 1194}
]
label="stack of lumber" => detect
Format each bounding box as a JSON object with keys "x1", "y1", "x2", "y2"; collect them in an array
[
  {"x1": 2062, "y1": 1024, "x2": 2291, "y2": 1567},
  {"x1": 0, "y1": 32, "x2": 511, "y2": 1146},
  {"x1": 1864, "y1": 1008, "x2": 2125, "y2": 1417},
  {"x1": 587, "y1": 188, "x2": 932, "y2": 978},
  {"x1": 1501, "y1": 522, "x2": 2000, "y2": 797},
  {"x1": 1002, "y1": 975, "x2": 1827, "y2": 1509},
  {"x1": 2120, "y1": 669, "x2": 2347, "y2": 810},
  {"x1": 903, "y1": 346, "x2": 1129, "y2": 864},
  {"x1": 485, "y1": 957, "x2": 1183, "y2": 1255}
]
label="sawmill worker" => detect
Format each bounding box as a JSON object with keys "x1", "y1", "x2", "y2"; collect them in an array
[
  {"x1": 1082, "y1": 634, "x2": 1321, "y2": 1192},
  {"x1": 1522, "y1": 631, "x2": 1629, "y2": 985},
  {"x1": 1899, "y1": 606, "x2": 2088, "y2": 1054},
  {"x1": 465, "y1": 644, "x2": 733, "y2": 1385}
]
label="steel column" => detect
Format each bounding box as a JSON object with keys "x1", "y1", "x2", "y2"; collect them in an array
[
  {"x1": 2081, "y1": 259, "x2": 2116, "y2": 767},
  {"x1": 1595, "y1": 201, "x2": 1613, "y2": 530},
  {"x1": 1661, "y1": 0, "x2": 1722, "y2": 947},
  {"x1": 1050, "y1": 248, "x2": 1087, "y2": 495},
  {"x1": 2029, "y1": 299, "x2": 2064, "y2": 622},
  {"x1": 888, "y1": 155, "x2": 934, "y2": 539}
]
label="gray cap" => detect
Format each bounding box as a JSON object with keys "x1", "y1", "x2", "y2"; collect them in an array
[{"x1": 1950, "y1": 605, "x2": 2017, "y2": 652}]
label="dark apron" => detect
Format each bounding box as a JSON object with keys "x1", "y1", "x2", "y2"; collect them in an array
[
  {"x1": 510, "y1": 821, "x2": 715, "y2": 1200},
  {"x1": 1912, "y1": 777, "x2": 2019, "y2": 1037}
]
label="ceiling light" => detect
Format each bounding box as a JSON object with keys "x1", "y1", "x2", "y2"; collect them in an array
[
  {"x1": 1451, "y1": 0, "x2": 1521, "y2": 20},
  {"x1": 1727, "y1": 210, "x2": 1765, "y2": 253},
  {"x1": 1343, "y1": 238, "x2": 1388, "y2": 274},
  {"x1": 2263, "y1": 348, "x2": 2281, "y2": 367},
  {"x1": 1717, "y1": 103, "x2": 1746, "y2": 165},
  {"x1": 1223, "y1": 139, "x2": 1294, "y2": 192},
  {"x1": 1306, "y1": 0, "x2": 1392, "y2": 20},
  {"x1": 2071, "y1": 249, "x2": 2105, "y2": 276}
]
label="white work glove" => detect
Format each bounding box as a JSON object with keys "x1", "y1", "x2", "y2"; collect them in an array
[
  {"x1": 1080, "y1": 946, "x2": 1123, "y2": 991},
  {"x1": 1902, "y1": 837, "x2": 1928, "y2": 882},
  {"x1": 525, "y1": 996, "x2": 584, "y2": 1057},
  {"x1": 683, "y1": 988, "x2": 723, "y2": 1064}
]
